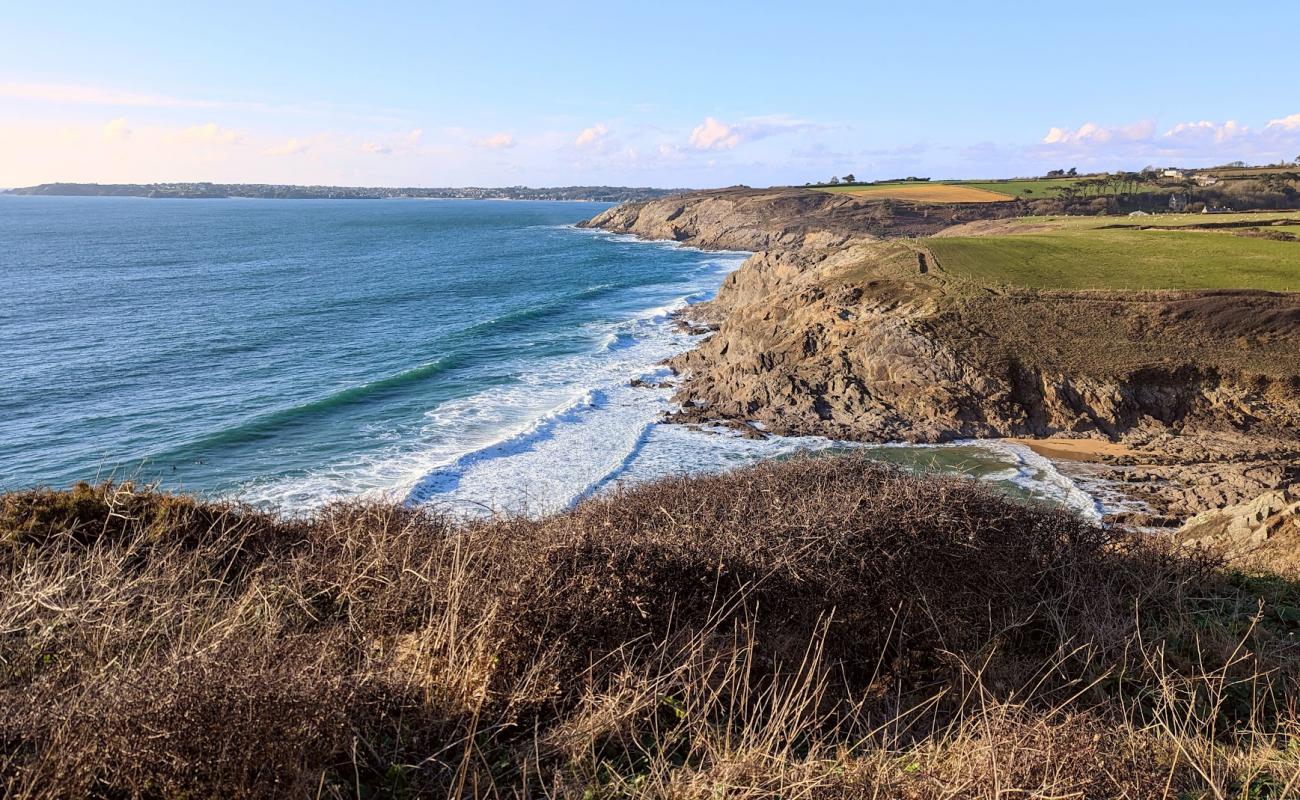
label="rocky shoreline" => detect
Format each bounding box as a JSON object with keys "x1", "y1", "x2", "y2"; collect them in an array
[{"x1": 581, "y1": 188, "x2": 1300, "y2": 551}]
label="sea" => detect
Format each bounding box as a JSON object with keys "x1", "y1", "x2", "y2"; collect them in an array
[{"x1": 1, "y1": 196, "x2": 1101, "y2": 518}]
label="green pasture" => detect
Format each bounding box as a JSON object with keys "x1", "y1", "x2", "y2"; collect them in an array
[{"x1": 926, "y1": 227, "x2": 1300, "y2": 291}]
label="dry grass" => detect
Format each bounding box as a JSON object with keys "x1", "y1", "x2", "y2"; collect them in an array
[{"x1": 2, "y1": 457, "x2": 1298, "y2": 798}]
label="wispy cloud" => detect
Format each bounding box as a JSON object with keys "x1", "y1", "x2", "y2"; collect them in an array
[
  {"x1": 574, "y1": 122, "x2": 609, "y2": 147},
  {"x1": 0, "y1": 81, "x2": 221, "y2": 109},
  {"x1": 359, "y1": 128, "x2": 427, "y2": 155},
  {"x1": 689, "y1": 117, "x2": 740, "y2": 150},
  {"x1": 1042, "y1": 120, "x2": 1155, "y2": 145},
  {"x1": 263, "y1": 137, "x2": 312, "y2": 156},
  {"x1": 688, "y1": 114, "x2": 823, "y2": 151},
  {"x1": 1034, "y1": 113, "x2": 1300, "y2": 169},
  {"x1": 1162, "y1": 119, "x2": 1248, "y2": 144},
  {"x1": 1266, "y1": 113, "x2": 1300, "y2": 132},
  {"x1": 657, "y1": 143, "x2": 684, "y2": 159},
  {"x1": 163, "y1": 122, "x2": 244, "y2": 146},
  {"x1": 474, "y1": 132, "x2": 516, "y2": 149},
  {"x1": 101, "y1": 117, "x2": 131, "y2": 141},
  {"x1": 0, "y1": 80, "x2": 412, "y2": 126}
]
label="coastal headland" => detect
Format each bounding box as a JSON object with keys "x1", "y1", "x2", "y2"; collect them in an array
[
  {"x1": 6, "y1": 171, "x2": 1300, "y2": 797},
  {"x1": 581, "y1": 182, "x2": 1300, "y2": 547}
]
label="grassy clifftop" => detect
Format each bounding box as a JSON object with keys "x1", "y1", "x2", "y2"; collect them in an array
[
  {"x1": 3, "y1": 459, "x2": 1299, "y2": 797},
  {"x1": 927, "y1": 212, "x2": 1300, "y2": 292}
]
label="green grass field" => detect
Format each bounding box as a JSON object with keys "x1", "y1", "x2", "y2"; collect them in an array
[
  {"x1": 949, "y1": 179, "x2": 1084, "y2": 198},
  {"x1": 974, "y1": 211, "x2": 1300, "y2": 233},
  {"x1": 926, "y1": 227, "x2": 1300, "y2": 291},
  {"x1": 818, "y1": 178, "x2": 1087, "y2": 199},
  {"x1": 1111, "y1": 211, "x2": 1300, "y2": 228}
]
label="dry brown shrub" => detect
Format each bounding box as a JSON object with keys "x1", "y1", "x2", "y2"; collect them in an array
[{"x1": 1, "y1": 458, "x2": 1296, "y2": 798}]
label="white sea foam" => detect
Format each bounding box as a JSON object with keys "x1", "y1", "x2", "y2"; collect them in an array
[{"x1": 963, "y1": 439, "x2": 1104, "y2": 520}]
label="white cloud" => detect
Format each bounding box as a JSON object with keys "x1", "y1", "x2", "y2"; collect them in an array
[
  {"x1": 263, "y1": 137, "x2": 312, "y2": 156},
  {"x1": 1040, "y1": 115, "x2": 1295, "y2": 160},
  {"x1": 1031, "y1": 113, "x2": 1300, "y2": 171},
  {"x1": 689, "y1": 117, "x2": 740, "y2": 150},
  {"x1": 164, "y1": 122, "x2": 243, "y2": 146},
  {"x1": 1265, "y1": 113, "x2": 1300, "y2": 132},
  {"x1": 475, "y1": 132, "x2": 516, "y2": 149},
  {"x1": 689, "y1": 114, "x2": 822, "y2": 151},
  {"x1": 1042, "y1": 126, "x2": 1069, "y2": 145},
  {"x1": 101, "y1": 118, "x2": 131, "y2": 141},
  {"x1": 657, "y1": 143, "x2": 685, "y2": 160},
  {"x1": 1042, "y1": 119, "x2": 1154, "y2": 145},
  {"x1": 575, "y1": 122, "x2": 609, "y2": 147},
  {"x1": 1163, "y1": 119, "x2": 1248, "y2": 143},
  {"x1": 356, "y1": 128, "x2": 429, "y2": 156}
]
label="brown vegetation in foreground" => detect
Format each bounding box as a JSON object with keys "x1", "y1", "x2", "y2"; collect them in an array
[{"x1": 2, "y1": 457, "x2": 1299, "y2": 798}]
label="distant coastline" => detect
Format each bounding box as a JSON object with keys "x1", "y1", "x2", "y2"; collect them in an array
[{"x1": 3, "y1": 182, "x2": 686, "y2": 202}]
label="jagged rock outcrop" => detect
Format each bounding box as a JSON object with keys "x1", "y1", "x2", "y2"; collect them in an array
[
  {"x1": 1181, "y1": 489, "x2": 1300, "y2": 545},
  {"x1": 665, "y1": 241, "x2": 1006, "y2": 442},
  {"x1": 1177, "y1": 488, "x2": 1300, "y2": 573}
]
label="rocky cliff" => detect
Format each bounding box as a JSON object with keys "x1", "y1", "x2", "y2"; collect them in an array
[
  {"x1": 580, "y1": 186, "x2": 1024, "y2": 251},
  {"x1": 583, "y1": 189, "x2": 1300, "y2": 523}
]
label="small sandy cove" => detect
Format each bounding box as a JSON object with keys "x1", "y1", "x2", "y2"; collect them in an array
[{"x1": 1006, "y1": 437, "x2": 1135, "y2": 463}]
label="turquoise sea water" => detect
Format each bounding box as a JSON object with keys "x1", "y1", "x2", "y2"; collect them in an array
[{"x1": 1, "y1": 196, "x2": 1100, "y2": 516}]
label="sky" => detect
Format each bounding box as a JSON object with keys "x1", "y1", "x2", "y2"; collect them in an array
[{"x1": 3, "y1": 0, "x2": 1299, "y2": 188}]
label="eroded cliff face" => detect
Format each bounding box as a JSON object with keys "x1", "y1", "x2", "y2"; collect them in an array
[
  {"x1": 579, "y1": 187, "x2": 1023, "y2": 250},
  {"x1": 667, "y1": 241, "x2": 1007, "y2": 442},
  {"x1": 586, "y1": 190, "x2": 1300, "y2": 520},
  {"x1": 669, "y1": 241, "x2": 1300, "y2": 444}
]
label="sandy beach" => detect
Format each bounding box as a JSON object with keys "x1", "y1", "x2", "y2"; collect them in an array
[{"x1": 1005, "y1": 437, "x2": 1135, "y2": 462}]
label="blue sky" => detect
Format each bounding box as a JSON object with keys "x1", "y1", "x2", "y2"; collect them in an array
[{"x1": 3, "y1": 0, "x2": 1299, "y2": 187}]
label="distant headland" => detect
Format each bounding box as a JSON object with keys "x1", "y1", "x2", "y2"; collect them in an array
[{"x1": 2, "y1": 182, "x2": 686, "y2": 202}]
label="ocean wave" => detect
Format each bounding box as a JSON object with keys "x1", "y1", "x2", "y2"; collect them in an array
[
  {"x1": 631, "y1": 294, "x2": 699, "y2": 321},
  {"x1": 448, "y1": 283, "x2": 632, "y2": 344},
  {"x1": 597, "y1": 331, "x2": 637, "y2": 351},
  {"x1": 564, "y1": 225, "x2": 752, "y2": 258},
  {"x1": 965, "y1": 440, "x2": 1103, "y2": 520},
  {"x1": 351, "y1": 244, "x2": 736, "y2": 514},
  {"x1": 152, "y1": 357, "x2": 459, "y2": 456}
]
